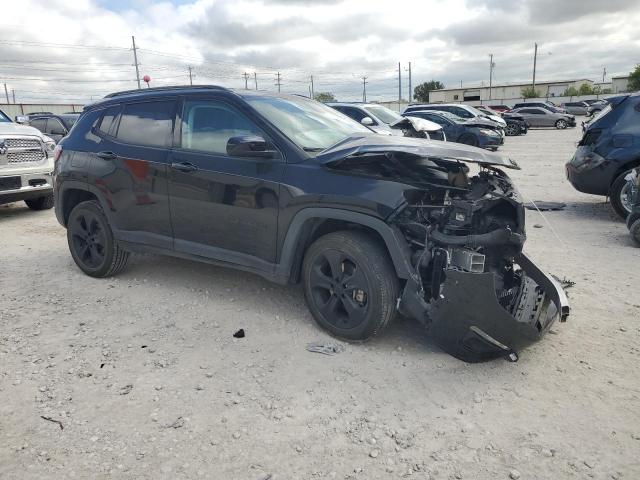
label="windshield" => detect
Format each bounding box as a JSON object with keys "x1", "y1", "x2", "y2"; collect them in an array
[
  {"x1": 467, "y1": 106, "x2": 490, "y2": 117},
  {"x1": 0, "y1": 110, "x2": 11, "y2": 123},
  {"x1": 429, "y1": 111, "x2": 466, "y2": 123},
  {"x1": 363, "y1": 105, "x2": 402, "y2": 124},
  {"x1": 245, "y1": 95, "x2": 372, "y2": 151}
]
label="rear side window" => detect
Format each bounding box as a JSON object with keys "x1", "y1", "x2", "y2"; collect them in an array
[
  {"x1": 340, "y1": 107, "x2": 368, "y2": 123},
  {"x1": 116, "y1": 101, "x2": 176, "y2": 148},
  {"x1": 97, "y1": 105, "x2": 120, "y2": 136}
]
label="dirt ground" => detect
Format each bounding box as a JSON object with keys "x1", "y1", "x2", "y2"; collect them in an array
[{"x1": 1, "y1": 127, "x2": 639, "y2": 480}]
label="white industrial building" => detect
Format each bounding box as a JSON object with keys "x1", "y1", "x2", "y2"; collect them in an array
[
  {"x1": 611, "y1": 76, "x2": 630, "y2": 93},
  {"x1": 428, "y1": 79, "x2": 595, "y2": 103}
]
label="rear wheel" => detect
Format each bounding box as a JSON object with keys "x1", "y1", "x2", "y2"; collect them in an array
[
  {"x1": 459, "y1": 134, "x2": 478, "y2": 147},
  {"x1": 555, "y1": 119, "x2": 567, "y2": 129},
  {"x1": 610, "y1": 170, "x2": 635, "y2": 219},
  {"x1": 302, "y1": 231, "x2": 399, "y2": 342},
  {"x1": 25, "y1": 193, "x2": 54, "y2": 210},
  {"x1": 67, "y1": 200, "x2": 129, "y2": 277}
]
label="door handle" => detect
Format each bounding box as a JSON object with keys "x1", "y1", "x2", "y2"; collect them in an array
[
  {"x1": 171, "y1": 161, "x2": 198, "y2": 173},
  {"x1": 96, "y1": 151, "x2": 116, "y2": 160}
]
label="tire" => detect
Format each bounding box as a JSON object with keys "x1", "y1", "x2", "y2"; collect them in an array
[
  {"x1": 302, "y1": 230, "x2": 399, "y2": 342},
  {"x1": 67, "y1": 200, "x2": 129, "y2": 277},
  {"x1": 555, "y1": 119, "x2": 567, "y2": 129},
  {"x1": 25, "y1": 193, "x2": 54, "y2": 210},
  {"x1": 610, "y1": 170, "x2": 635, "y2": 220},
  {"x1": 505, "y1": 123, "x2": 520, "y2": 136},
  {"x1": 630, "y1": 219, "x2": 640, "y2": 247},
  {"x1": 459, "y1": 134, "x2": 478, "y2": 147}
]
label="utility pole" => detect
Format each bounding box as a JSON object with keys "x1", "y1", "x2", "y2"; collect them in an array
[
  {"x1": 361, "y1": 76, "x2": 368, "y2": 102},
  {"x1": 398, "y1": 62, "x2": 402, "y2": 111},
  {"x1": 275, "y1": 72, "x2": 281, "y2": 93},
  {"x1": 532, "y1": 42, "x2": 538, "y2": 93},
  {"x1": 310, "y1": 75, "x2": 315, "y2": 100},
  {"x1": 188, "y1": 66, "x2": 193, "y2": 86},
  {"x1": 602, "y1": 67, "x2": 606, "y2": 83},
  {"x1": 131, "y1": 35, "x2": 141, "y2": 89},
  {"x1": 489, "y1": 54, "x2": 494, "y2": 100},
  {"x1": 3, "y1": 83, "x2": 9, "y2": 103},
  {"x1": 254, "y1": 72, "x2": 258, "y2": 90},
  {"x1": 12, "y1": 89, "x2": 15, "y2": 104},
  {"x1": 408, "y1": 62, "x2": 412, "y2": 103},
  {"x1": 243, "y1": 72, "x2": 249, "y2": 89}
]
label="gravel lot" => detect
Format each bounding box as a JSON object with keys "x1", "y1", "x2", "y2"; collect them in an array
[{"x1": 1, "y1": 127, "x2": 639, "y2": 480}]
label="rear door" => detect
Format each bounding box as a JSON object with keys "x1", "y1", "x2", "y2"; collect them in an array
[
  {"x1": 44, "y1": 117, "x2": 68, "y2": 143},
  {"x1": 89, "y1": 99, "x2": 176, "y2": 249},
  {"x1": 167, "y1": 96, "x2": 282, "y2": 267}
]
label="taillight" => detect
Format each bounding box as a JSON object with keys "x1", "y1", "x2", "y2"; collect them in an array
[{"x1": 53, "y1": 145, "x2": 63, "y2": 163}]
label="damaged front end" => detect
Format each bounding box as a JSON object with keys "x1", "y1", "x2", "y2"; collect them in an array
[{"x1": 321, "y1": 137, "x2": 570, "y2": 362}]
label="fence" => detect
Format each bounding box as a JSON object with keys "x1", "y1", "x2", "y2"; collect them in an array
[{"x1": 0, "y1": 103, "x2": 85, "y2": 120}]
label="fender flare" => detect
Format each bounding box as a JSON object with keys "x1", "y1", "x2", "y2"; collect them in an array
[
  {"x1": 276, "y1": 207, "x2": 413, "y2": 281},
  {"x1": 56, "y1": 180, "x2": 115, "y2": 226}
]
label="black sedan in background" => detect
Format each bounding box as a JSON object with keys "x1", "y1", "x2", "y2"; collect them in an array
[
  {"x1": 24, "y1": 113, "x2": 80, "y2": 143},
  {"x1": 404, "y1": 110, "x2": 503, "y2": 150}
]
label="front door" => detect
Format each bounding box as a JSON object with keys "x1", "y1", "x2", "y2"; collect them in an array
[{"x1": 167, "y1": 98, "x2": 282, "y2": 268}]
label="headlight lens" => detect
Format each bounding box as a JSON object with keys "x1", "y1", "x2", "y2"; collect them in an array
[
  {"x1": 479, "y1": 129, "x2": 498, "y2": 136},
  {"x1": 45, "y1": 141, "x2": 56, "y2": 156},
  {"x1": 570, "y1": 146, "x2": 606, "y2": 172}
]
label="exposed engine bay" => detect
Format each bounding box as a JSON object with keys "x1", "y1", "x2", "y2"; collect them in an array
[{"x1": 323, "y1": 143, "x2": 570, "y2": 362}]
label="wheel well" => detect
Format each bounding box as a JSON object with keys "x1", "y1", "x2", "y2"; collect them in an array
[
  {"x1": 62, "y1": 189, "x2": 98, "y2": 226},
  {"x1": 611, "y1": 160, "x2": 640, "y2": 187},
  {"x1": 287, "y1": 218, "x2": 390, "y2": 284}
]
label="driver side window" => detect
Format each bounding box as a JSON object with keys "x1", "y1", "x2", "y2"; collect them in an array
[{"x1": 181, "y1": 100, "x2": 262, "y2": 155}]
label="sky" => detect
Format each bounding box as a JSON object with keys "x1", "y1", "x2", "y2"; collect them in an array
[{"x1": 1, "y1": 0, "x2": 639, "y2": 104}]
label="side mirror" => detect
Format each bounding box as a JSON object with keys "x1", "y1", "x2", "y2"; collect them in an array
[
  {"x1": 226, "y1": 135, "x2": 277, "y2": 158},
  {"x1": 15, "y1": 115, "x2": 29, "y2": 124},
  {"x1": 50, "y1": 126, "x2": 67, "y2": 136},
  {"x1": 360, "y1": 116, "x2": 374, "y2": 126}
]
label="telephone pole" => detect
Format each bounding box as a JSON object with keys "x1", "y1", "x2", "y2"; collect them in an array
[
  {"x1": 602, "y1": 67, "x2": 607, "y2": 83},
  {"x1": 12, "y1": 89, "x2": 15, "y2": 104},
  {"x1": 131, "y1": 35, "x2": 141, "y2": 89},
  {"x1": 254, "y1": 72, "x2": 258, "y2": 90},
  {"x1": 3, "y1": 83, "x2": 9, "y2": 103},
  {"x1": 489, "y1": 54, "x2": 494, "y2": 100},
  {"x1": 532, "y1": 42, "x2": 538, "y2": 92},
  {"x1": 361, "y1": 76, "x2": 368, "y2": 102},
  {"x1": 310, "y1": 75, "x2": 315, "y2": 100},
  {"x1": 398, "y1": 62, "x2": 402, "y2": 110},
  {"x1": 408, "y1": 62, "x2": 412, "y2": 103},
  {"x1": 275, "y1": 72, "x2": 281, "y2": 92},
  {"x1": 243, "y1": 72, "x2": 249, "y2": 89},
  {"x1": 188, "y1": 66, "x2": 193, "y2": 86}
]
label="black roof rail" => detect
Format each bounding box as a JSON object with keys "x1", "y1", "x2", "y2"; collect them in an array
[{"x1": 104, "y1": 85, "x2": 229, "y2": 98}]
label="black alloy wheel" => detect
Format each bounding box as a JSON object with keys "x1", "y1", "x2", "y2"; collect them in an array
[
  {"x1": 302, "y1": 231, "x2": 399, "y2": 341},
  {"x1": 67, "y1": 200, "x2": 129, "y2": 277},
  {"x1": 505, "y1": 123, "x2": 520, "y2": 136}
]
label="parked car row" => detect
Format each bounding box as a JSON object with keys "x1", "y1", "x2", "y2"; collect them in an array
[{"x1": 16, "y1": 112, "x2": 80, "y2": 143}]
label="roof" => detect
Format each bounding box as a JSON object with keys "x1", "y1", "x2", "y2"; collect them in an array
[{"x1": 433, "y1": 79, "x2": 594, "y2": 92}]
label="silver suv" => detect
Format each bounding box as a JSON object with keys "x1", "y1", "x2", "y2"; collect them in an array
[{"x1": 0, "y1": 109, "x2": 57, "y2": 209}]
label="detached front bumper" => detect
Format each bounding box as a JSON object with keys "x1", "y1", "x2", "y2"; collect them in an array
[{"x1": 400, "y1": 253, "x2": 570, "y2": 362}]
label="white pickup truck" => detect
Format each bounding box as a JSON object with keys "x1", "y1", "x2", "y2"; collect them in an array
[{"x1": 0, "y1": 109, "x2": 57, "y2": 210}]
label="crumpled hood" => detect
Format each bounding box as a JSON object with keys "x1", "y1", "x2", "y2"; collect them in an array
[
  {"x1": 0, "y1": 122, "x2": 46, "y2": 139},
  {"x1": 461, "y1": 117, "x2": 500, "y2": 129},
  {"x1": 316, "y1": 134, "x2": 520, "y2": 169},
  {"x1": 392, "y1": 115, "x2": 442, "y2": 132}
]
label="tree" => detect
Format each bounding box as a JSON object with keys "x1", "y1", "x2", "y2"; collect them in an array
[
  {"x1": 413, "y1": 80, "x2": 445, "y2": 102},
  {"x1": 578, "y1": 83, "x2": 594, "y2": 95},
  {"x1": 563, "y1": 86, "x2": 579, "y2": 96},
  {"x1": 521, "y1": 86, "x2": 541, "y2": 98},
  {"x1": 628, "y1": 64, "x2": 640, "y2": 92},
  {"x1": 314, "y1": 92, "x2": 336, "y2": 102}
]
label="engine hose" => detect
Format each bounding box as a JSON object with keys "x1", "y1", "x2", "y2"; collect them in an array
[{"x1": 430, "y1": 227, "x2": 525, "y2": 247}]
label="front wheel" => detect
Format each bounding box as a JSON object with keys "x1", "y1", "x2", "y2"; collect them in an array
[
  {"x1": 555, "y1": 119, "x2": 567, "y2": 129},
  {"x1": 25, "y1": 193, "x2": 54, "y2": 210},
  {"x1": 505, "y1": 123, "x2": 520, "y2": 136},
  {"x1": 610, "y1": 170, "x2": 635, "y2": 219},
  {"x1": 67, "y1": 200, "x2": 129, "y2": 277},
  {"x1": 630, "y1": 219, "x2": 640, "y2": 246},
  {"x1": 302, "y1": 231, "x2": 399, "y2": 342}
]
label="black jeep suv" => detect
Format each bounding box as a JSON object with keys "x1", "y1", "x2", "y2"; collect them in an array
[{"x1": 54, "y1": 86, "x2": 569, "y2": 362}]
